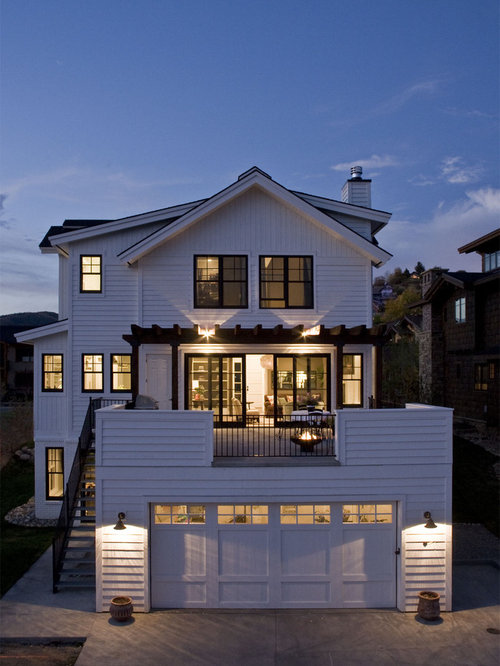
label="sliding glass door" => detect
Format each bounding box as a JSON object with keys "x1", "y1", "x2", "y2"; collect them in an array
[
  {"x1": 274, "y1": 355, "x2": 329, "y2": 415},
  {"x1": 186, "y1": 355, "x2": 244, "y2": 422}
]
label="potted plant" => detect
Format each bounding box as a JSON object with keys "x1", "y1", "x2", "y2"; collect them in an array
[
  {"x1": 417, "y1": 590, "x2": 440, "y2": 620},
  {"x1": 109, "y1": 595, "x2": 133, "y2": 622}
]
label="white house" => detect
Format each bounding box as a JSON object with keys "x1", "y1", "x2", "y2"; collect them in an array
[{"x1": 17, "y1": 166, "x2": 452, "y2": 612}]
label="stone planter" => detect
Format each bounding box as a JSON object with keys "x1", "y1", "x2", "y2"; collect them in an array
[
  {"x1": 417, "y1": 590, "x2": 440, "y2": 620},
  {"x1": 109, "y1": 596, "x2": 133, "y2": 622}
]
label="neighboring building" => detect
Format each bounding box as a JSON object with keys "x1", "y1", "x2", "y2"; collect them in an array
[
  {"x1": 419, "y1": 229, "x2": 500, "y2": 425},
  {"x1": 0, "y1": 312, "x2": 57, "y2": 401},
  {"x1": 17, "y1": 166, "x2": 452, "y2": 613}
]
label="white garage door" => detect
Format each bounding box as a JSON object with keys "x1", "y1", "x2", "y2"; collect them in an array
[{"x1": 150, "y1": 502, "x2": 396, "y2": 609}]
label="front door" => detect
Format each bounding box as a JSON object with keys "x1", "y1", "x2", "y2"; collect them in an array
[{"x1": 186, "y1": 355, "x2": 244, "y2": 422}]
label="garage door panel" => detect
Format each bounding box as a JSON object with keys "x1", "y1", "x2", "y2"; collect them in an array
[
  {"x1": 152, "y1": 581, "x2": 206, "y2": 607},
  {"x1": 342, "y1": 580, "x2": 394, "y2": 607},
  {"x1": 342, "y1": 529, "x2": 394, "y2": 577},
  {"x1": 218, "y1": 531, "x2": 269, "y2": 576},
  {"x1": 281, "y1": 531, "x2": 330, "y2": 575},
  {"x1": 219, "y1": 582, "x2": 269, "y2": 603},
  {"x1": 152, "y1": 531, "x2": 206, "y2": 576},
  {"x1": 281, "y1": 582, "x2": 330, "y2": 603}
]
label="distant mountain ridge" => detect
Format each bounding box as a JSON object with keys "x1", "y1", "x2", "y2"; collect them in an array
[{"x1": 0, "y1": 311, "x2": 58, "y2": 327}]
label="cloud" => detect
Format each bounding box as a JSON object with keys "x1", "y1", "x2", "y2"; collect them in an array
[
  {"x1": 443, "y1": 107, "x2": 497, "y2": 120},
  {"x1": 440, "y1": 156, "x2": 484, "y2": 185},
  {"x1": 375, "y1": 187, "x2": 500, "y2": 275},
  {"x1": 331, "y1": 155, "x2": 399, "y2": 172},
  {"x1": 373, "y1": 80, "x2": 440, "y2": 115}
]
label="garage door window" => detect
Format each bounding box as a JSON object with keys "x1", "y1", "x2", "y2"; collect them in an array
[
  {"x1": 154, "y1": 504, "x2": 206, "y2": 524},
  {"x1": 218, "y1": 504, "x2": 268, "y2": 524},
  {"x1": 342, "y1": 504, "x2": 392, "y2": 524},
  {"x1": 280, "y1": 504, "x2": 330, "y2": 524}
]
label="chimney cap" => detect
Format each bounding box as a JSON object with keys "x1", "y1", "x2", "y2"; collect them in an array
[{"x1": 350, "y1": 166, "x2": 363, "y2": 179}]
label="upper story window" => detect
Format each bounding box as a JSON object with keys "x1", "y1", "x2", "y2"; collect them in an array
[
  {"x1": 82, "y1": 354, "x2": 103, "y2": 392},
  {"x1": 260, "y1": 256, "x2": 313, "y2": 308},
  {"x1": 111, "y1": 354, "x2": 132, "y2": 391},
  {"x1": 80, "y1": 255, "x2": 102, "y2": 292},
  {"x1": 194, "y1": 256, "x2": 247, "y2": 308},
  {"x1": 484, "y1": 250, "x2": 500, "y2": 272},
  {"x1": 42, "y1": 354, "x2": 63, "y2": 392},
  {"x1": 455, "y1": 297, "x2": 466, "y2": 323},
  {"x1": 342, "y1": 353, "x2": 363, "y2": 407}
]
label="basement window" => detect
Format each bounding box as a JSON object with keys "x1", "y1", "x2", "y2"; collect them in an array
[{"x1": 46, "y1": 447, "x2": 64, "y2": 499}]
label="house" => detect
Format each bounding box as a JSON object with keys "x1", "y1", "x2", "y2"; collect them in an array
[
  {"x1": 419, "y1": 229, "x2": 500, "y2": 425},
  {"x1": 16, "y1": 165, "x2": 452, "y2": 613}
]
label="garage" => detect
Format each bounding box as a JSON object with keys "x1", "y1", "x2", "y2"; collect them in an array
[{"x1": 150, "y1": 502, "x2": 397, "y2": 609}]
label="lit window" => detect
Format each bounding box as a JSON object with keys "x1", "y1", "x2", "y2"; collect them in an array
[
  {"x1": 280, "y1": 504, "x2": 330, "y2": 525},
  {"x1": 82, "y1": 354, "x2": 103, "y2": 392},
  {"x1": 42, "y1": 354, "x2": 63, "y2": 391},
  {"x1": 455, "y1": 297, "x2": 466, "y2": 323},
  {"x1": 111, "y1": 354, "x2": 131, "y2": 391},
  {"x1": 81, "y1": 255, "x2": 102, "y2": 292},
  {"x1": 195, "y1": 256, "x2": 247, "y2": 308},
  {"x1": 218, "y1": 505, "x2": 268, "y2": 525},
  {"x1": 154, "y1": 504, "x2": 206, "y2": 525},
  {"x1": 342, "y1": 503, "x2": 392, "y2": 524},
  {"x1": 342, "y1": 354, "x2": 363, "y2": 407},
  {"x1": 260, "y1": 256, "x2": 313, "y2": 308},
  {"x1": 474, "y1": 363, "x2": 488, "y2": 391},
  {"x1": 46, "y1": 448, "x2": 64, "y2": 499}
]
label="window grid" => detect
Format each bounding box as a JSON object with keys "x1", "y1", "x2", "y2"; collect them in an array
[
  {"x1": 82, "y1": 354, "x2": 104, "y2": 392},
  {"x1": 280, "y1": 504, "x2": 331, "y2": 525},
  {"x1": 342, "y1": 354, "x2": 363, "y2": 407},
  {"x1": 484, "y1": 250, "x2": 500, "y2": 272},
  {"x1": 342, "y1": 503, "x2": 393, "y2": 524},
  {"x1": 260, "y1": 256, "x2": 313, "y2": 309},
  {"x1": 46, "y1": 447, "x2": 64, "y2": 499},
  {"x1": 80, "y1": 255, "x2": 102, "y2": 292},
  {"x1": 154, "y1": 504, "x2": 206, "y2": 524},
  {"x1": 194, "y1": 255, "x2": 247, "y2": 308},
  {"x1": 42, "y1": 354, "x2": 63, "y2": 391},
  {"x1": 217, "y1": 504, "x2": 269, "y2": 524},
  {"x1": 111, "y1": 354, "x2": 132, "y2": 391}
]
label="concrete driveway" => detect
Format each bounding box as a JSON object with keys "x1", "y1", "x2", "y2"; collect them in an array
[{"x1": 1, "y1": 542, "x2": 499, "y2": 665}]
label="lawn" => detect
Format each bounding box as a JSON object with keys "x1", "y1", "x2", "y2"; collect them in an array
[{"x1": 0, "y1": 455, "x2": 54, "y2": 596}]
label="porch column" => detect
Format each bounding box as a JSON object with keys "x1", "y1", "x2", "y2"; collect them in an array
[
  {"x1": 374, "y1": 343, "x2": 383, "y2": 409},
  {"x1": 131, "y1": 341, "x2": 139, "y2": 400},
  {"x1": 171, "y1": 342, "x2": 179, "y2": 410},
  {"x1": 336, "y1": 343, "x2": 344, "y2": 409}
]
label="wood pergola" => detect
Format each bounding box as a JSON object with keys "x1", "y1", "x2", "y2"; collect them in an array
[{"x1": 123, "y1": 323, "x2": 389, "y2": 410}]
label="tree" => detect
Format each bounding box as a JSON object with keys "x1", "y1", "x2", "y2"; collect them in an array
[
  {"x1": 381, "y1": 287, "x2": 421, "y2": 323},
  {"x1": 414, "y1": 261, "x2": 425, "y2": 275}
]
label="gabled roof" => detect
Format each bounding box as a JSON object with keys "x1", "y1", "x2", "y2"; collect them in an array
[
  {"x1": 417, "y1": 269, "x2": 499, "y2": 304},
  {"x1": 117, "y1": 167, "x2": 392, "y2": 268},
  {"x1": 15, "y1": 319, "x2": 69, "y2": 343},
  {"x1": 458, "y1": 228, "x2": 500, "y2": 255}
]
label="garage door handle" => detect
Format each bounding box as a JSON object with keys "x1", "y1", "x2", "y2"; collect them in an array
[{"x1": 394, "y1": 548, "x2": 400, "y2": 555}]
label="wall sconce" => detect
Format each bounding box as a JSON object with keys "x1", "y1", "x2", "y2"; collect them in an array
[
  {"x1": 114, "y1": 512, "x2": 126, "y2": 530},
  {"x1": 303, "y1": 325, "x2": 321, "y2": 337},
  {"x1": 424, "y1": 511, "x2": 437, "y2": 529},
  {"x1": 198, "y1": 325, "x2": 215, "y2": 339}
]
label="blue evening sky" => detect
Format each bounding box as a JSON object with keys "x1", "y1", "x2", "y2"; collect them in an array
[{"x1": 1, "y1": 0, "x2": 499, "y2": 313}]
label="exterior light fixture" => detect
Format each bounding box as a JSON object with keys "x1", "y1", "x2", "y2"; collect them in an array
[
  {"x1": 197, "y1": 325, "x2": 215, "y2": 339},
  {"x1": 424, "y1": 511, "x2": 437, "y2": 529},
  {"x1": 303, "y1": 325, "x2": 321, "y2": 337},
  {"x1": 114, "y1": 512, "x2": 126, "y2": 530}
]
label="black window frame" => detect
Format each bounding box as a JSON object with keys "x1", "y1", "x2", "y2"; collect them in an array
[
  {"x1": 342, "y1": 353, "x2": 363, "y2": 407},
  {"x1": 194, "y1": 255, "x2": 248, "y2": 309},
  {"x1": 259, "y1": 255, "x2": 314, "y2": 309},
  {"x1": 41, "y1": 354, "x2": 64, "y2": 392},
  {"x1": 454, "y1": 296, "x2": 466, "y2": 323},
  {"x1": 80, "y1": 255, "x2": 102, "y2": 293},
  {"x1": 110, "y1": 353, "x2": 132, "y2": 392},
  {"x1": 474, "y1": 363, "x2": 488, "y2": 391},
  {"x1": 46, "y1": 447, "x2": 64, "y2": 500},
  {"x1": 82, "y1": 353, "x2": 104, "y2": 393}
]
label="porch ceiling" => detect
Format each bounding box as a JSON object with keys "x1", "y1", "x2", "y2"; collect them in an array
[{"x1": 123, "y1": 323, "x2": 388, "y2": 346}]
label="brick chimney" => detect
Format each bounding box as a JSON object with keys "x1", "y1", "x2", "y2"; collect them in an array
[{"x1": 341, "y1": 166, "x2": 372, "y2": 208}]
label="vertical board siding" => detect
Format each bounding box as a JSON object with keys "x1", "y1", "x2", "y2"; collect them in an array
[{"x1": 95, "y1": 405, "x2": 452, "y2": 612}]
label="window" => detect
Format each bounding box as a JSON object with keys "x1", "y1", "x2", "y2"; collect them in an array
[
  {"x1": 218, "y1": 505, "x2": 268, "y2": 525},
  {"x1": 80, "y1": 255, "x2": 102, "y2": 292},
  {"x1": 280, "y1": 504, "x2": 330, "y2": 525},
  {"x1": 46, "y1": 448, "x2": 64, "y2": 499},
  {"x1": 194, "y1": 255, "x2": 247, "y2": 308},
  {"x1": 455, "y1": 297, "x2": 466, "y2": 323},
  {"x1": 474, "y1": 363, "x2": 488, "y2": 391},
  {"x1": 82, "y1": 354, "x2": 103, "y2": 392},
  {"x1": 111, "y1": 354, "x2": 131, "y2": 391},
  {"x1": 154, "y1": 504, "x2": 206, "y2": 524},
  {"x1": 342, "y1": 503, "x2": 392, "y2": 524},
  {"x1": 484, "y1": 250, "x2": 500, "y2": 272},
  {"x1": 342, "y1": 354, "x2": 363, "y2": 407},
  {"x1": 42, "y1": 354, "x2": 63, "y2": 391},
  {"x1": 260, "y1": 256, "x2": 313, "y2": 308}
]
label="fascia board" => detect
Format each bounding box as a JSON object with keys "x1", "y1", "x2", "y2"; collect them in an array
[
  {"x1": 292, "y1": 191, "x2": 391, "y2": 224},
  {"x1": 46, "y1": 199, "x2": 205, "y2": 246},
  {"x1": 15, "y1": 319, "x2": 69, "y2": 343},
  {"x1": 119, "y1": 172, "x2": 392, "y2": 267}
]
